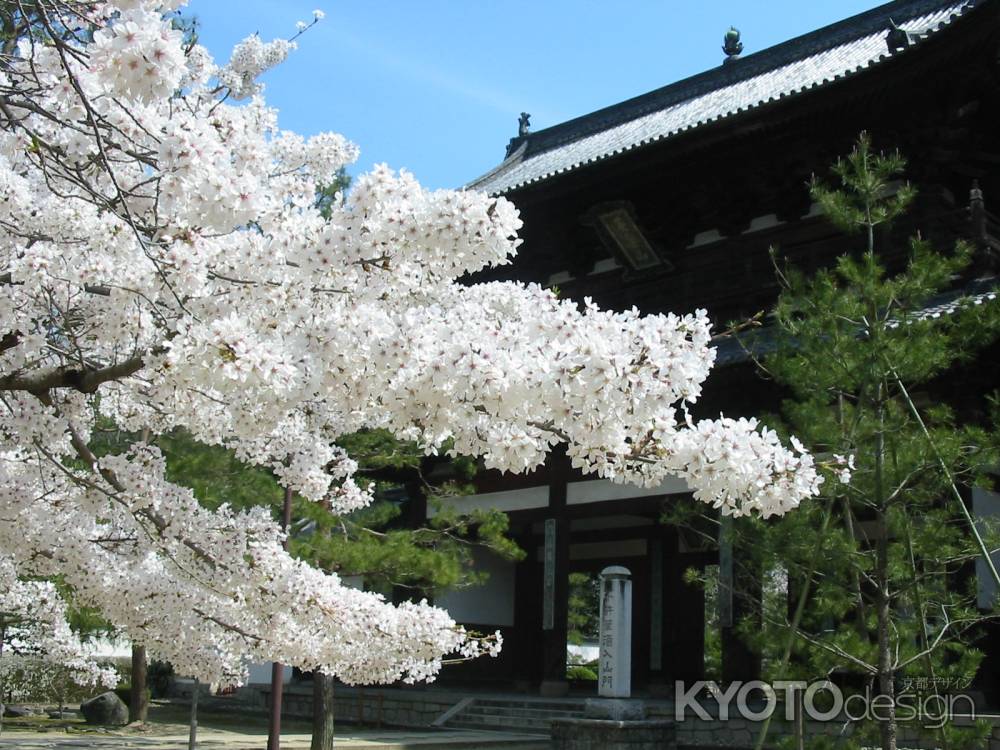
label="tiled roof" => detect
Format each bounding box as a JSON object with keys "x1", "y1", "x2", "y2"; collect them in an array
[{"x1": 467, "y1": 0, "x2": 981, "y2": 196}]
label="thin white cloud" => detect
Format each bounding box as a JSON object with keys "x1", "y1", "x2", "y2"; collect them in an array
[{"x1": 320, "y1": 24, "x2": 562, "y2": 123}]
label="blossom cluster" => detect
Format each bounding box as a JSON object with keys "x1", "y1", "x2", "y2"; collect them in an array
[
  {"x1": 0, "y1": 561, "x2": 118, "y2": 689},
  {"x1": 0, "y1": 1, "x2": 823, "y2": 684}
]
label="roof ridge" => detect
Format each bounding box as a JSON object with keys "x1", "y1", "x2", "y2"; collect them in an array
[{"x1": 513, "y1": 0, "x2": 973, "y2": 160}]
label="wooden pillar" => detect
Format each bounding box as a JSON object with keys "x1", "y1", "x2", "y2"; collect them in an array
[
  {"x1": 630, "y1": 547, "x2": 651, "y2": 689},
  {"x1": 663, "y1": 529, "x2": 705, "y2": 683},
  {"x1": 540, "y1": 446, "x2": 570, "y2": 697},
  {"x1": 512, "y1": 527, "x2": 543, "y2": 690},
  {"x1": 647, "y1": 531, "x2": 670, "y2": 693},
  {"x1": 721, "y1": 518, "x2": 762, "y2": 682}
]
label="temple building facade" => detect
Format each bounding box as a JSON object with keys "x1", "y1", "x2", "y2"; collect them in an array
[{"x1": 428, "y1": 0, "x2": 1000, "y2": 701}]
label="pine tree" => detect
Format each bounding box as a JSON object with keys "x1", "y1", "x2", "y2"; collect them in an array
[{"x1": 672, "y1": 136, "x2": 1000, "y2": 750}]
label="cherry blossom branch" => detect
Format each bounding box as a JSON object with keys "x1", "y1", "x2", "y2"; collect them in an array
[{"x1": 0, "y1": 353, "x2": 146, "y2": 393}]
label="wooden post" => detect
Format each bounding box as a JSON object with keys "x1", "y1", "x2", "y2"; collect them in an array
[
  {"x1": 718, "y1": 516, "x2": 734, "y2": 629},
  {"x1": 664, "y1": 548, "x2": 705, "y2": 683},
  {"x1": 648, "y1": 537, "x2": 664, "y2": 674},
  {"x1": 721, "y1": 518, "x2": 762, "y2": 683}
]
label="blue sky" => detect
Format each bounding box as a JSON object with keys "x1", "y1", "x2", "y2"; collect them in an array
[{"x1": 188, "y1": 1, "x2": 885, "y2": 190}]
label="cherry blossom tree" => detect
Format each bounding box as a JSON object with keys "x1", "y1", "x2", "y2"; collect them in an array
[
  {"x1": 0, "y1": 1, "x2": 827, "y2": 687},
  {"x1": 0, "y1": 560, "x2": 117, "y2": 731}
]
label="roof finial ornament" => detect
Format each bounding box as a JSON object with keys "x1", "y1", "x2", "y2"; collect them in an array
[
  {"x1": 886, "y1": 18, "x2": 917, "y2": 52},
  {"x1": 504, "y1": 112, "x2": 532, "y2": 158},
  {"x1": 518, "y1": 112, "x2": 531, "y2": 137},
  {"x1": 723, "y1": 26, "x2": 743, "y2": 64},
  {"x1": 970, "y1": 179, "x2": 986, "y2": 236}
]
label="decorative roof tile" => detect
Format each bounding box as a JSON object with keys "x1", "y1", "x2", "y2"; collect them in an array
[{"x1": 467, "y1": 0, "x2": 980, "y2": 196}]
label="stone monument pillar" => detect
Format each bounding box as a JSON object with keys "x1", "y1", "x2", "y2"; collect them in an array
[
  {"x1": 598, "y1": 565, "x2": 632, "y2": 699},
  {"x1": 552, "y1": 564, "x2": 676, "y2": 750}
]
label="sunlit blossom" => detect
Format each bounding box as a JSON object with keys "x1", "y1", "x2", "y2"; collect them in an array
[{"x1": 0, "y1": 1, "x2": 822, "y2": 686}]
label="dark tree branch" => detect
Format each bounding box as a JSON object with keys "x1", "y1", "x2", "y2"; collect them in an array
[{"x1": 0, "y1": 353, "x2": 146, "y2": 393}]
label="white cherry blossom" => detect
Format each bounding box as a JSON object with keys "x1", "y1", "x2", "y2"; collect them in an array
[
  {"x1": 0, "y1": 561, "x2": 118, "y2": 689},
  {"x1": 0, "y1": 1, "x2": 823, "y2": 685}
]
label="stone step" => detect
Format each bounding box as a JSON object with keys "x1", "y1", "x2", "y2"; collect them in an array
[
  {"x1": 444, "y1": 697, "x2": 591, "y2": 736},
  {"x1": 461, "y1": 706, "x2": 585, "y2": 719},
  {"x1": 473, "y1": 699, "x2": 586, "y2": 711},
  {"x1": 454, "y1": 714, "x2": 577, "y2": 729},
  {"x1": 451, "y1": 717, "x2": 554, "y2": 730},
  {"x1": 447, "y1": 719, "x2": 550, "y2": 735}
]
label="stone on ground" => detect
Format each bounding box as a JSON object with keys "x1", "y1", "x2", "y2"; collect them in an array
[
  {"x1": 80, "y1": 692, "x2": 129, "y2": 726},
  {"x1": 2, "y1": 704, "x2": 39, "y2": 717}
]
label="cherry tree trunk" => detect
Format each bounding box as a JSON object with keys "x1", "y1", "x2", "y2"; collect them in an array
[
  {"x1": 129, "y1": 644, "x2": 149, "y2": 723},
  {"x1": 310, "y1": 673, "x2": 335, "y2": 750},
  {"x1": 188, "y1": 677, "x2": 199, "y2": 750}
]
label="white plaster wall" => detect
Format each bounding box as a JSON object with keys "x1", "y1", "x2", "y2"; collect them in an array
[
  {"x1": 429, "y1": 476, "x2": 689, "y2": 520},
  {"x1": 566, "y1": 476, "x2": 688, "y2": 504},
  {"x1": 434, "y1": 548, "x2": 515, "y2": 626},
  {"x1": 247, "y1": 662, "x2": 292, "y2": 685}
]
